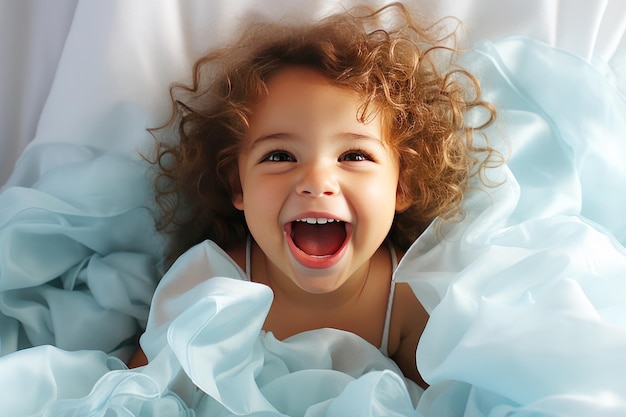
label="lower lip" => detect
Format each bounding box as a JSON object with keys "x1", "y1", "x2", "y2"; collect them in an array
[{"x1": 284, "y1": 226, "x2": 350, "y2": 269}]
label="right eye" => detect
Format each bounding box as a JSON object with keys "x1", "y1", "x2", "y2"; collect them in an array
[{"x1": 261, "y1": 150, "x2": 296, "y2": 163}]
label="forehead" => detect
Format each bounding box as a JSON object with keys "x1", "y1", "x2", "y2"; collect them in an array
[
  {"x1": 247, "y1": 66, "x2": 384, "y2": 134},
  {"x1": 264, "y1": 66, "x2": 340, "y2": 91},
  {"x1": 262, "y1": 67, "x2": 359, "y2": 111}
]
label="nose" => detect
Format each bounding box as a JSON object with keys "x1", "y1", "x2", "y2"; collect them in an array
[{"x1": 295, "y1": 162, "x2": 339, "y2": 197}]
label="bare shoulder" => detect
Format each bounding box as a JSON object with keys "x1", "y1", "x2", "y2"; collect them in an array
[
  {"x1": 388, "y1": 282, "x2": 429, "y2": 388},
  {"x1": 390, "y1": 283, "x2": 429, "y2": 345}
]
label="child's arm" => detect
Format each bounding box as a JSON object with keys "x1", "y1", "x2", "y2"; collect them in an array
[{"x1": 128, "y1": 347, "x2": 148, "y2": 368}]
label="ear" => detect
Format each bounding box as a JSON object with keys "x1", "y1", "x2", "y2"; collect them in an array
[
  {"x1": 226, "y1": 169, "x2": 244, "y2": 211},
  {"x1": 395, "y1": 191, "x2": 411, "y2": 213},
  {"x1": 395, "y1": 181, "x2": 411, "y2": 213},
  {"x1": 232, "y1": 191, "x2": 244, "y2": 211}
]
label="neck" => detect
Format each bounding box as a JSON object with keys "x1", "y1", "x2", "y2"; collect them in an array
[{"x1": 251, "y1": 241, "x2": 373, "y2": 309}]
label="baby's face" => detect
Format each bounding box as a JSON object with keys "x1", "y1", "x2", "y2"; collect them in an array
[{"x1": 233, "y1": 66, "x2": 402, "y2": 294}]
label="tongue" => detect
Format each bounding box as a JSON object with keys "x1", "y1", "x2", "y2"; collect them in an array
[{"x1": 291, "y1": 221, "x2": 346, "y2": 256}]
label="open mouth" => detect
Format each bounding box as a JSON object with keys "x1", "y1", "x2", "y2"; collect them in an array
[{"x1": 288, "y1": 218, "x2": 348, "y2": 257}]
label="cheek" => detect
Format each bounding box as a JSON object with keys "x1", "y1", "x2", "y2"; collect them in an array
[
  {"x1": 357, "y1": 174, "x2": 400, "y2": 217},
  {"x1": 242, "y1": 177, "x2": 287, "y2": 246},
  {"x1": 242, "y1": 176, "x2": 283, "y2": 215}
]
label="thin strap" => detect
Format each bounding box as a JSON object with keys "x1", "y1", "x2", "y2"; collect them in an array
[
  {"x1": 380, "y1": 244, "x2": 398, "y2": 356},
  {"x1": 245, "y1": 236, "x2": 252, "y2": 281}
]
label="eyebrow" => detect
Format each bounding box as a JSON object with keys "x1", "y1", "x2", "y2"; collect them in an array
[{"x1": 247, "y1": 132, "x2": 383, "y2": 151}]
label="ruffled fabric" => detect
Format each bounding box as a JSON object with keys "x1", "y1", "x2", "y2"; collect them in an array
[
  {"x1": 0, "y1": 156, "x2": 163, "y2": 358},
  {"x1": 140, "y1": 242, "x2": 424, "y2": 416},
  {"x1": 0, "y1": 249, "x2": 423, "y2": 416},
  {"x1": 0, "y1": 37, "x2": 625, "y2": 416},
  {"x1": 398, "y1": 38, "x2": 626, "y2": 416}
]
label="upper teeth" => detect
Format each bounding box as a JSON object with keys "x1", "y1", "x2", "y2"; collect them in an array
[{"x1": 295, "y1": 218, "x2": 337, "y2": 224}]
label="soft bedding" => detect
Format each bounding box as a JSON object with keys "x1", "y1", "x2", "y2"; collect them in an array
[{"x1": 1, "y1": 1, "x2": 626, "y2": 416}]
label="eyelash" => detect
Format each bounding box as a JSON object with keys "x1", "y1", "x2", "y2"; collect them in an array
[
  {"x1": 340, "y1": 149, "x2": 375, "y2": 162},
  {"x1": 260, "y1": 149, "x2": 375, "y2": 163},
  {"x1": 260, "y1": 150, "x2": 295, "y2": 163}
]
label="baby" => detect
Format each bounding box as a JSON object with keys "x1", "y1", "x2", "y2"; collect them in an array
[{"x1": 131, "y1": 2, "x2": 497, "y2": 390}]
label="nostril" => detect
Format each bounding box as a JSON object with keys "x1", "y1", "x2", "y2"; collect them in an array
[{"x1": 295, "y1": 169, "x2": 339, "y2": 197}]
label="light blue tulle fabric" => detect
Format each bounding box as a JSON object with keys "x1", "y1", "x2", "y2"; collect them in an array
[
  {"x1": 0, "y1": 37, "x2": 625, "y2": 416},
  {"x1": 0, "y1": 156, "x2": 163, "y2": 359}
]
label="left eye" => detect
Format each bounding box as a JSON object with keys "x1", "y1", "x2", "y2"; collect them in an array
[
  {"x1": 262, "y1": 151, "x2": 295, "y2": 162},
  {"x1": 339, "y1": 151, "x2": 372, "y2": 162}
]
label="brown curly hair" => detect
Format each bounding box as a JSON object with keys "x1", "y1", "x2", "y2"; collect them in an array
[{"x1": 148, "y1": 2, "x2": 498, "y2": 263}]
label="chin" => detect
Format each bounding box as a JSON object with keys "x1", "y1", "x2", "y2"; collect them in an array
[{"x1": 293, "y1": 274, "x2": 344, "y2": 295}]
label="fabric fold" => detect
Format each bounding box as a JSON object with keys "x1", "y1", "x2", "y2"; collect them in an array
[
  {"x1": 0, "y1": 155, "x2": 162, "y2": 357},
  {"x1": 398, "y1": 38, "x2": 626, "y2": 417}
]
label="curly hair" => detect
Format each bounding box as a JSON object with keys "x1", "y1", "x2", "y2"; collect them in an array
[{"x1": 148, "y1": 2, "x2": 498, "y2": 263}]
